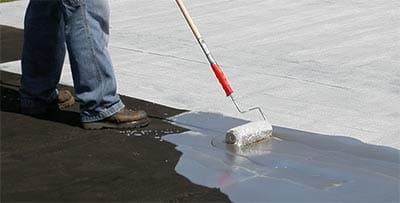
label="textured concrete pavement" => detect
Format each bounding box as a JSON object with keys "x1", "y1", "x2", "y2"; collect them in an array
[{"x1": 1, "y1": 0, "x2": 398, "y2": 148}]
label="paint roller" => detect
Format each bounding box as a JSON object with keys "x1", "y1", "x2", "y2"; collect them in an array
[{"x1": 176, "y1": 0, "x2": 273, "y2": 146}]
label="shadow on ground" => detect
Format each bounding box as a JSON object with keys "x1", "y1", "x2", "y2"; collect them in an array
[{"x1": 0, "y1": 71, "x2": 230, "y2": 202}]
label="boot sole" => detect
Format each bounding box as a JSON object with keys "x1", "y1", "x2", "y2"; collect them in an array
[{"x1": 82, "y1": 118, "x2": 150, "y2": 130}]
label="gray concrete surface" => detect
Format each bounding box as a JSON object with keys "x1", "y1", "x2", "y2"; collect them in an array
[{"x1": 1, "y1": 0, "x2": 399, "y2": 149}]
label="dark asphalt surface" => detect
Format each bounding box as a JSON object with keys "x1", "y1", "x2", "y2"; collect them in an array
[{"x1": 0, "y1": 25, "x2": 230, "y2": 202}]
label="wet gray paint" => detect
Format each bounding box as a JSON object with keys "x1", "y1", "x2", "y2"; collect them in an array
[{"x1": 163, "y1": 112, "x2": 400, "y2": 202}]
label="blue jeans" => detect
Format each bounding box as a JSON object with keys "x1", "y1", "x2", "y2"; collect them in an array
[{"x1": 20, "y1": 0, "x2": 124, "y2": 122}]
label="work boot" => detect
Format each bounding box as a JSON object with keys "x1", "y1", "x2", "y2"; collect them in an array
[
  {"x1": 57, "y1": 90, "x2": 75, "y2": 109},
  {"x1": 82, "y1": 108, "x2": 149, "y2": 130},
  {"x1": 20, "y1": 90, "x2": 75, "y2": 115}
]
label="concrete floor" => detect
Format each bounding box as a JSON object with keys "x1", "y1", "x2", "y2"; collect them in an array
[
  {"x1": 1, "y1": 0, "x2": 398, "y2": 149},
  {"x1": 1, "y1": 0, "x2": 399, "y2": 201}
]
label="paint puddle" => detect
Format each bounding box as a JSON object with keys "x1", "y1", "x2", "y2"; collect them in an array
[
  {"x1": 163, "y1": 111, "x2": 400, "y2": 202},
  {"x1": 211, "y1": 136, "x2": 348, "y2": 190}
]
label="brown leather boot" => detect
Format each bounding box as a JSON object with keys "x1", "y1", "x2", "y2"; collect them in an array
[
  {"x1": 21, "y1": 89, "x2": 75, "y2": 115},
  {"x1": 82, "y1": 108, "x2": 149, "y2": 130},
  {"x1": 57, "y1": 90, "x2": 75, "y2": 109}
]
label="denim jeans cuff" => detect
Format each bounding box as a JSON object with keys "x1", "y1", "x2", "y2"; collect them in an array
[{"x1": 80, "y1": 100, "x2": 125, "y2": 122}]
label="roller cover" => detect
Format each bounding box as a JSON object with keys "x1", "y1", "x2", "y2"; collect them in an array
[{"x1": 225, "y1": 121, "x2": 273, "y2": 146}]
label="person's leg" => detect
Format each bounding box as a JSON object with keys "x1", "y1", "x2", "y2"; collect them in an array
[
  {"x1": 20, "y1": 0, "x2": 67, "y2": 114},
  {"x1": 61, "y1": 0, "x2": 126, "y2": 122}
]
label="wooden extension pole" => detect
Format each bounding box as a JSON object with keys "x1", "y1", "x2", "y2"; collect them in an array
[{"x1": 175, "y1": 0, "x2": 202, "y2": 40}]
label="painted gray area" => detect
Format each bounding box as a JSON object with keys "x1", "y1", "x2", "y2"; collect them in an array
[{"x1": 164, "y1": 112, "x2": 400, "y2": 202}]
